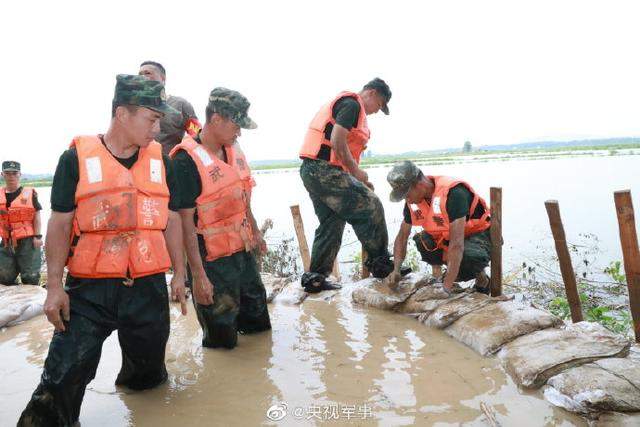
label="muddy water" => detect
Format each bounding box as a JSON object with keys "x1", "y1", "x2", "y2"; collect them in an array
[{"x1": 0, "y1": 288, "x2": 585, "y2": 426}]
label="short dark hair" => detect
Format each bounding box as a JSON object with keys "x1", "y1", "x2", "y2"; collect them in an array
[
  {"x1": 140, "y1": 61, "x2": 166, "y2": 78},
  {"x1": 111, "y1": 103, "x2": 140, "y2": 118},
  {"x1": 205, "y1": 106, "x2": 215, "y2": 124}
]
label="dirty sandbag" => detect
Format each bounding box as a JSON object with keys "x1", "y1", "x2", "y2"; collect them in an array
[
  {"x1": 396, "y1": 283, "x2": 452, "y2": 314},
  {"x1": 351, "y1": 273, "x2": 428, "y2": 311},
  {"x1": 446, "y1": 300, "x2": 563, "y2": 356},
  {"x1": 262, "y1": 274, "x2": 307, "y2": 305},
  {"x1": 593, "y1": 412, "x2": 640, "y2": 426},
  {"x1": 498, "y1": 322, "x2": 631, "y2": 389},
  {"x1": 421, "y1": 292, "x2": 502, "y2": 329},
  {"x1": 0, "y1": 284, "x2": 46, "y2": 328},
  {"x1": 543, "y1": 357, "x2": 640, "y2": 413}
]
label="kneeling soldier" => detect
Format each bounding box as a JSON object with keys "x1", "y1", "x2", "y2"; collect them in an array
[{"x1": 386, "y1": 161, "x2": 491, "y2": 294}]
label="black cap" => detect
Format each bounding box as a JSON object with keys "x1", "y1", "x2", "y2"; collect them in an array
[
  {"x1": 364, "y1": 77, "x2": 392, "y2": 115},
  {"x1": 2, "y1": 161, "x2": 20, "y2": 172}
]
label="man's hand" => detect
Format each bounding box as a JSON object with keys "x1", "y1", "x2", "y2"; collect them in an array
[
  {"x1": 170, "y1": 273, "x2": 188, "y2": 315},
  {"x1": 384, "y1": 270, "x2": 402, "y2": 290},
  {"x1": 33, "y1": 236, "x2": 43, "y2": 248},
  {"x1": 193, "y1": 274, "x2": 214, "y2": 306},
  {"x1": 44, "y1": 286, "x2": 70, "y2": 332},
  {"x1": 353, "y1": 168, "x2": 374, "y2": 190}
]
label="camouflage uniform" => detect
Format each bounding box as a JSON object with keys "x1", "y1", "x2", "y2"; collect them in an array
[
  {"x1": 413, "y1": 229, "x2": 492, "y2": 281},
  {"x1": 300, "y1": 158, "x2": 390, "y2": 278},
  {"x1": 175, "y1": 87, "x2": 269, "y2": 350},
  {"x1": 193, "y1": 249, "x2": 270, "y2": 349},
  {"x1": 19, "y1": 75, "x2": 179, "y2": 427},
  {"x1": 0, "y1": 236, "x2": 42, "y2": 284}
]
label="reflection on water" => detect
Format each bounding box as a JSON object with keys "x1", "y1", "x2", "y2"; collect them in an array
[{"x1": 0, "y1": 285, "x2": 587, "y2": 426}]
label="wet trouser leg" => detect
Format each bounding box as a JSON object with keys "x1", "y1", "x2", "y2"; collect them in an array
[
  {"x1": 299, "y1": 159, "x2": 389, "y2": 275},
  {"x1": 15, "y1": 237, "x2": 42, "y2": 285},
  {"x1": 19, "y1": 274, "x2": 171, "y2": 426},
  {"x1": 194, "y1": 251, "x2": 271, "y2": 349},
  {"x1": 0, "y1": 242, "x2": 18, "y2": 284},
  {"x1": 414, "y1": 229, "x2": 492, "y2": 281},
  {"x1": 307, "y1": 194, "x2": 346, "y2": 276},
  {"x1": 115, "y1": 277, "x2": 170, "y2": 390},
  {"x1": 18, "y1": 298, "x2": 113, "y2": 426}
]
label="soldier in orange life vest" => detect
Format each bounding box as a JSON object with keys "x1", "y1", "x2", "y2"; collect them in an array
[
  {"x1": 299, "y1": 78, "x2": 395, "y2": 293},
  {"x1": 386, "y1": 161, "x2": 492, "y2": 294},
  {"x1": 171, "y1": 87, "x2": 271, "y2": 349},
  {"x1": 0, "y1": 160, "x2": 43, "y2": 285},
  {"x1": 19, "y1": 75, "x2": 188, "y2": 427}
]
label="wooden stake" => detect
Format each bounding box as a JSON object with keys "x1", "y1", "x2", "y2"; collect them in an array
[
  {"x1": 332, "y1": 258, "x2": 341, "y2": 282},
  {"x1": 290, "y1": 205, "x2": 311, "y2": 272},
  {"x1": 614, "y1": 190, "x2": 640, "y2": 343},
  {"x1": 361, "y1": 248, "x2": 370, "y2": 279},
  {"x1": 490, "y1": 187, "x2": 503, "y2": 297},
  {"x1": 545, "y1": 200, "x2": 583, "y2": 322}
]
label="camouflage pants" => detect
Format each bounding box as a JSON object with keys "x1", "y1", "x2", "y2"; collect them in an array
[
  {"x1": 300, "y1": 159, "x2": 389, "y2": 276},
  {"x1": 0, "y1": 237, "x2": 42, "y2": 285},
  {"x1": 194, "y1": 250, "x2": 271, "y2": 349},
  {"x1": 414, "y1": 229, "x2": 491, "y2": 282},
  {"x1": 19, "y1": 274, "x2": 170, "y2": 427}
]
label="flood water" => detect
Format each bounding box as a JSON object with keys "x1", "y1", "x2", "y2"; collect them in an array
[
  {"x1": 35, "y1": 154, "x2": 640, "y2": 278},
  {"x1": 0, "y1": 285, "x2": 586, "y2": 426}
]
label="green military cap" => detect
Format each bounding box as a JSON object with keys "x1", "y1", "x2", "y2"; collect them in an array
[
  {"x1": 2, "y1": 161, "x2": 20, "y2": 172},
  {"x1": 112, "y1": 74, "x2": 178, "y2": 115},
  {"x1": 208, "y1": 87, "x2": 257, "y2": 129},
  {"x1": 387, "y1": 160, "x2": 421, "y2": 202}
]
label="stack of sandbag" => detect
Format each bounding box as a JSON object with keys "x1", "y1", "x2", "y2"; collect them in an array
[
  {"x1": 351, "y1": 273, "x2": 430, "y2": 311},
  {"x1": 543, "y1": 357, "x2": 640, "y2": 414},
  {"x1": 0, "y1": 284, "x2": 46, "y2": 327},
  {"x1": 445, "y1": 300, "x2": 564, "y2": 355},
  {"x1": 498, "y1": 322, "x2": 630, "y2": 389}
]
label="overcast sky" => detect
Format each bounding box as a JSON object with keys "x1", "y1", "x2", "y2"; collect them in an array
[{"x1": 2, "y1": 0, "x2": 640, "y2": 174}]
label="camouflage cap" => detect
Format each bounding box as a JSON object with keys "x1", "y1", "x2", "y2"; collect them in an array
[
  {"x1": 208, "y1": 87, "x2": 257, "y2": 129},
  {"x1": 387, "y1": 161, "x2": 421, "y2": 202},
  {"x1": 2, "y1": 161, "x2": 20, "y2": 172},
  {"x1": 112, "y1": 74, "x2": 178, "y2": 115}
]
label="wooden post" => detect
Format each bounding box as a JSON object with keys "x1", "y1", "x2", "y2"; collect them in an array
[
  {"x1": 290, "y1": 205, "x2": 311, "y2": 272},
  {"x1": 490, "y1": 187, "x2": 503, "y2": 297},
  {"x1": 361, "y1": 247, "x2": 370, "y2": 279},
  {"x1": 332, "y1": 258, "x2": 341, "y2": 281},
  {"x1": 545, "y1": 200, "x2": 583, "y2": 322},
  {"x1": 614, "y1": 190, "x2": 640, "y2": 343}
]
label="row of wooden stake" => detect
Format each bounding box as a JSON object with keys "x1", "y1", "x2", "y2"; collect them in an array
[{"x1": 289, "y1": 187, "x2": 639, "y2": 343}]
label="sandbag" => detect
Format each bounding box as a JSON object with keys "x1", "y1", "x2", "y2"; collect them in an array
[
  {"x1": 0, "y1": 284, "x2": 46, "y2": 327},
  {"x1": 594, "y1": 412, "x2": 640, "y2": 426},
  {"x1": 351, "y1": 273, "x2": 428, "y2": 311},
  {"x1": 421, "y1": 292, "x2": 499, "y2": 329},
  {"x1": 396, "y1": 283, "x2": 452, "y2": 314},
  {"x1": 262, "y1": 274, "x2": 307, "y2": 305},
  {"x1": 543, "y1": 357, "x2": 640, "y2": 414},
  {"x1": 498, "y1": 322, "x2": 631, "y2": 389},
  {"x1": 445, "y1": 301, "x2": 564, "y2": 355}
]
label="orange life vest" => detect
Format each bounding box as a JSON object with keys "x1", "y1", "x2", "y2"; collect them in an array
[
  {"x1": 0, "y1": 187, "x2": 36, "y2": 245},
  {"x1": 408, "y1": 176, "x2": 490, "y2": 257},
  {"x1": 170, "y1": 135, "x2": 256, "y2": 262},
  {"x1": 299, "y1": 91, "x2": 371, "y2": 171},
  {"x1": 67, "y1": 135, "x2": 171, "y2": 279}
]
